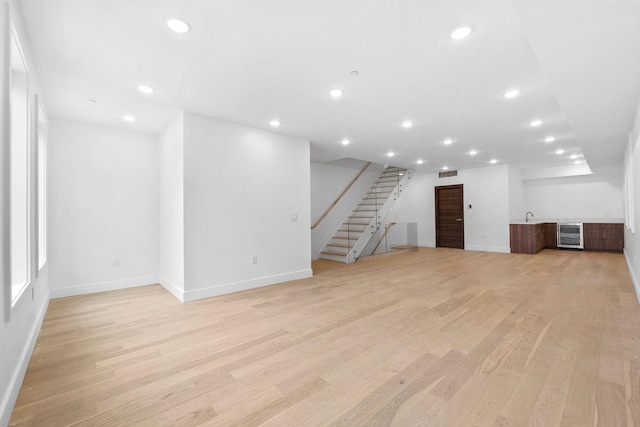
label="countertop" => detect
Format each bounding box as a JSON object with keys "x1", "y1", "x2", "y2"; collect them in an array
[{"x1": 510, "y1": 218, "x2": 624, "y2": 225}]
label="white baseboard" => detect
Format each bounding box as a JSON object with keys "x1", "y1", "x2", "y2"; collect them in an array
[
  {"x1": 624, "y1": 249, "x2": 640, "y2": 305},
  {"x1": 183, "y1": 269, "x2": 313, "y2": 302},
  {"x1": 0, "y1": 291, "x2": 49, "y2": 427},
  {"x1": 158, "y1": 275, "x2": 185, "y2": 302},
  {"x1": 465, "y1": 245, "x2": 511, "y2": 254},
  {"x1": 396, "y1": 242, "x2": 508, "y2": 253},
  {"x1": 49, "y1": 275, "x2": 159, "y2": 299},
  {"x1": 416, "y1": 241, "x2": 435, "y2": 248}
]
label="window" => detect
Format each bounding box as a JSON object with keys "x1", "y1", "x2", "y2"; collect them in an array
[
  {"x1": 36, "y1": 96, "x2": 46, "y2": 272},
  {"x1": 625, "y1": 136, "x2": 635, "y2": 234},
  {"x1": 10, "y1": 27, "x2": 31, "y2": 305}
]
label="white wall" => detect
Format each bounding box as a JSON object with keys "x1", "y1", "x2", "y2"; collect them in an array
[
  {"x1": 1, "y1": 1, "x2": 50, "y2": 424},
  {"x1": 625, "y1": 98, "x2": 640, "y2": 303},
  {"x1": 508, "y1": 165, "x2": 525, "y2": 221},
  {"x1": 158, "y1": 114, "x2": 184, "y2": 300},
  {"x1": 181, "y1": 112, "x2": 312, "y2": 301},
  {"x1": 523, "y1": 172, "x2": 624, "y2": 222},
  {"x1": 48, "y1": 119, "x2": 159, "y2": 298},
  {"x1": 310, "y1": 161, "x2": 382, "y2": 259},
  {"x1": 311, "y1": 161, "x2": 370, "y2": 224},
  {"x1": 392, "y1": 165, "x2": 511, "y2": 253}
]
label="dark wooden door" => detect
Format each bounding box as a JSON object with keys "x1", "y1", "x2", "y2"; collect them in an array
[{"x1": 435, "y1": 184, "x2": 464, "y2": 249}]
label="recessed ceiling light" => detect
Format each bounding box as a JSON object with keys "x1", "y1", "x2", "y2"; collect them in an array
[
  {"x1": 442, "y1": 166, "x2": 449, "y2": 171},
  {"x1": 401, "y1": 120, "x2": 413, "y2": 128},
  {"x1": 530, "y1": 120, "x2": 542, "y2": 127},
  {"x1": 166, "y1": 18, "x2": 190, "y2": 33},
  {"x1": 574, "y1": 160, "x2": 582, "y2": 165},
  {"x1": 469, "y1": 149, "x2": 478, "y2": 156},
  {"x1": 387, "y1": 151, "x2": 395, "y2": 157},
  {"x1": 137, "y1": 85, "x2": 154, "y2": 94},
  {"x1": 269, "y1": 120, "x2": 281, "y2": 127},
  {"x1": 503, "y1": 89, "x2": 520, "y2": 99},
  {"x1": 449, "y1": 25, "x2": 473, "y2": 40},
  {"x1": 341, "y1": 139, "x2": 350, "y2": 145},
  {"x1": 417, "y1": 159, "x2": 424, "y2": 165},
  {"x1": 555, "y1": 149, "x2": 565, "y2": 155},
  {"x1": 123, "y1": 115, "x2": 136, "y2": 122},
  {"x1": 570, "y1": 154, "x2": 578, "y2": 159},
  {"x1": 350, "y1": 70, "x2": 359, "y2": 76},
  {"x1": 329, "y1": 89, "x2": 344, "y2": 98},
  {"x1": 545, "y1": 136, "x2": 555, "y2": 143},
  {"x1": 443, "y1": 138, "x2": 453, "y2": 145},
  {"x1": 489, "y1": 159, "x2": 498, "y2": 164}
]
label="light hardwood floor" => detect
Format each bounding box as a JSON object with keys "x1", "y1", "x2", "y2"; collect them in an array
[{"x1": 9, "y1": 248, "x2": 640, "y2": 426}]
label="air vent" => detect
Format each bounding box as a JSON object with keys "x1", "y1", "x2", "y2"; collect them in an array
[{"x1": 439, "y1": 170, "x2": 458, "y2": 178}]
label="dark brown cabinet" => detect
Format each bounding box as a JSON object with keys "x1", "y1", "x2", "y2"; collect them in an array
[
  {"x1": 544, "y1": 223, "x2": 557, "y2": 249},
  {"x1": 583, "y1": 223, "x2": 624, "y2": 252},
  {"x1": 510, "y1": 223, "x2": 546, "y2": 254},
  {"x1": 510, "y1": 222, "x2": 624, "y2": 254}
]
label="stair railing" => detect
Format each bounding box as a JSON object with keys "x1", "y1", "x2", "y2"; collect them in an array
[
  {"x1": 311, "y1": 161, "x2": 372, "y2": 229},
  {"x1": 346, "y1": 167, "x2": 410, "y2": 263},
  {"x1": 372, "y1": 222, "x2": 397, "y2": 254}
]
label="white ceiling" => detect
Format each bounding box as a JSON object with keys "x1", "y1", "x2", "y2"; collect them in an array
[{"x1": 17, "y1": 0, "x2": 640, "y2": 173}]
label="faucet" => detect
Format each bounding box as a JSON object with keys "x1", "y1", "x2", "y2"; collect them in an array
[{"x1": 525, "y1": 211, "x2": 534, "y2": 223}]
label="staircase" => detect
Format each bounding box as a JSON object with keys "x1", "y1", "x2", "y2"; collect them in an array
[{"x1": 320, "y1": 166, "x2": 412, "y2": 263}]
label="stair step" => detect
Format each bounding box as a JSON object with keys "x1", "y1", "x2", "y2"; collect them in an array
[
  {"x1": 320, "y1": 251, "x2": 347, "y2": 264},
  {"x1": 327, "y1": 243, "x2": 354, "y2": 249},
  {"x1": 348, "y1": 215, "x2": 374, "y2": 219},
  {"x1": 320, "y1": 250, "x2": 348, "y2": 256},
  {"x1": 337, "y1": 229, "x2": 364, "y2": 233},
  {"x1": 323, "y1": 248, "x2": 349, "y2": 254},
  {"x1": 370, "y1": 185, "x2": 396, "y2": 189},
  {"x1": 343, "y1": 222, "x2": 370, "y2": 226}
]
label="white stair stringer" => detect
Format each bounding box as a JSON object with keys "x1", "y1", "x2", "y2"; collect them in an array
[{"x1": 320, "y1": 167, "x2": 413, "y2": 264}]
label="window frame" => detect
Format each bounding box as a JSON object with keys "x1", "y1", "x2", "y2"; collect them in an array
[
  {"x1": 9, "y1": 21, "x2": 32, "y2": 308},
  {"x1": 36, "y1": 95, "x2": 46, "y2": 274}
]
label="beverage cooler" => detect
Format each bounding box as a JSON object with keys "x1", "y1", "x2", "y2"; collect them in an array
[{"x1": 557, "y1": 223, "x2": 584, "y2": 249}]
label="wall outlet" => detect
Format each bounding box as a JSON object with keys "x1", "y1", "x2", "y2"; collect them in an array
[
  {"x1": 252, "y1": 255, "x2": 258, "y2": 265},
  {"x1": 291, "y1": 214, "x2": 298, "y2": 222},
  {"x1": 113, "y1": 258, "x2": 121, "y2": 267}
]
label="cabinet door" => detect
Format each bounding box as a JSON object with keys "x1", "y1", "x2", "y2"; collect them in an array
[
  {"x1": 583, "y1": 223, "x2": 624, "y2": 252},
  {"x1": 583, "y1": 223, "x2": 598, "y2": 239},
  {"x1": 544, "y1": 223, "x2": 557, "y2": 248},
  {"x1": 535, "y1": 224, "x2": 545, "y2": 252},
  {"x1": 510, "y1": 225, "x2": 538, "y2": 254}
]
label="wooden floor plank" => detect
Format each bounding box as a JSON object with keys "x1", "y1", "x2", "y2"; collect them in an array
[{"x1": 9, "y1": 247, "x2": 640, "y2": 426}]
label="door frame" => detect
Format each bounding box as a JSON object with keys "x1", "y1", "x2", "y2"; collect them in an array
[{"x1": 435, "y1": 184, "x2": 464, "y2": 248}]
